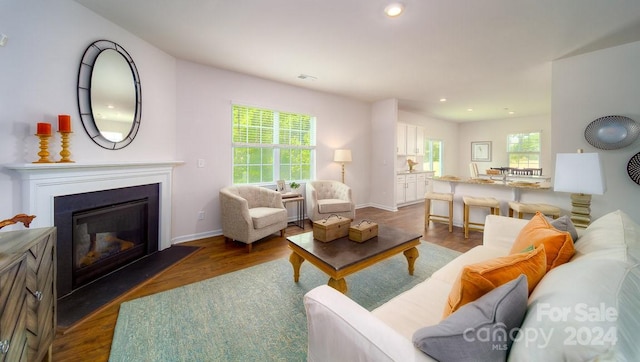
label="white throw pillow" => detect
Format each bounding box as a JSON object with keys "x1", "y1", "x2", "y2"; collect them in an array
[{"x1": 571, "y1": 210, "x2": 639, "y2": 262}]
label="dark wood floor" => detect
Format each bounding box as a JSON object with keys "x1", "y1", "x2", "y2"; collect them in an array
[{"x1": 52, "y1": 203, "x2": 483, "y2": 361}]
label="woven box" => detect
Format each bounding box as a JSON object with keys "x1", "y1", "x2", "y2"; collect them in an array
[
  {"x1": 313, "y1": 215, "x2": 351, "y2": 242},
  {"x1": 348, "y1": 220, "x2": 378, "y2": 242}
]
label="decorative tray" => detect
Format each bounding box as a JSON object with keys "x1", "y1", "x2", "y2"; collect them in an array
[{"x1": 584, "y1": 115, "x2": 640, "y2": 150}]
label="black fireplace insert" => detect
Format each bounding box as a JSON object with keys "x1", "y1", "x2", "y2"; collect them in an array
[{"x1": 54, "y1": 184, "x2": 159, "y2": 298}]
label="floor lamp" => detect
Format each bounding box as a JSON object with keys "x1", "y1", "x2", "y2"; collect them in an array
[
  {"x1": 553, "y1": 150, "x2": 606, "y2": 228},
  {"x1": 334, "y1": 149, "x2": 352, "y2": 184}
]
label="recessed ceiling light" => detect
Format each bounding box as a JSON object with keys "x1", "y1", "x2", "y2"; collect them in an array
[
  {"x1": 385, "y1": 3, "x2": 404, "y2": 17},
  {"x1": 439, "y1": 98, "x2": 447, "y2": 102},
  {"x1": 467, "y1": 108, "x2": 473, "y2": 112}
]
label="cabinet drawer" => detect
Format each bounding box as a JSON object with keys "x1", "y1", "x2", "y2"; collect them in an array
[
  {"x1": 0, "y1": 256, "x2": 28, "y2": 362},
  {"x1": 405, "y1": 174, "x2": 417, "y2": 182}
]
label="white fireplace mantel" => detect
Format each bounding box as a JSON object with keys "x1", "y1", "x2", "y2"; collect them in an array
[{"x1": 5, "y1": 161, "x2": 184, "y2": 251}]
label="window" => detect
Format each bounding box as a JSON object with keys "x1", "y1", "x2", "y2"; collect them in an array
[
  {"x1": 507, "y1": 132, "x2": 541, "y2": 169},
  {"x1": 232, "y1": 105, "x2": 315, "y2": 184},
  {"x1": 423, "y1": 139, "x2": 443, "y2": 176}
]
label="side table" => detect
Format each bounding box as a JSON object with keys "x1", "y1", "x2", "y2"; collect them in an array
[{"x1": 282, "y1": 193, "x2": 305, "y2": 229}]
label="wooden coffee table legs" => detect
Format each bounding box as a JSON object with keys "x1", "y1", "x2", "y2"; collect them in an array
[
  {"x1": 289, "y1": 252, "x2": 304, "y2": 282},
  {"x1": 403, "y1": 247, "x2": 419, "y2": 275},
  {"x1": 289, "y1": 245, "x2": 420, "y2": 294},
  {"x1": 328, "y1": 278, "x2": 348, "y2": 294}
]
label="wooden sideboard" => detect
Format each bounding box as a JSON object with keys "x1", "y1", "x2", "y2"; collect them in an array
[{"x1": 0, "y1": 227, "x2": 56, "y2": 362}]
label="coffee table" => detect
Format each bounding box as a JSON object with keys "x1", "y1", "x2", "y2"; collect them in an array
[{"x1": 287, "y1": 225, "x2": 422, "y2": 293}]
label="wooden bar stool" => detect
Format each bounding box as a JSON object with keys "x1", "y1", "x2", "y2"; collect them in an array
[
  {"x1": 508, "y1": 202, "x2": 561, "y2": 219},
  {"x1": 424, "y1": 192, "x2": 454, "y2": 232},
  {"x1": 463, "y1": 196, "x2": 500, "y2": 238}
]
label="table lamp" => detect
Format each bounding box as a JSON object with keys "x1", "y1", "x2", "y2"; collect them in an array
[
  {"x1": 334, "y1": 149, "x2": 352, "y2": 184},
  {"x1": 553, "y1": 150, "x2": 606, "y2": 228}
]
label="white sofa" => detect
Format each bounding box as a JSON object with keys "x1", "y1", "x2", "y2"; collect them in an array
[{"x1": 304, "y1": 210, "x2": 640, "y2": 361}]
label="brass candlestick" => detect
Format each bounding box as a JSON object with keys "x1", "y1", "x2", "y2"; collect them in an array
[
  {"x1": 33, "y1": 134, "x2": 53, "y2": 163},
  {"x1": 57, "y1": 131, "x2": 74, "y2": 163}
]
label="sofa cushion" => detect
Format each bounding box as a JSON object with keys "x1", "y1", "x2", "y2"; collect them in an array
[
  {"x1": 248, "y1": 207, "x2": 287, "y2": 229},
  {"x1": 571, "y1": 209, "x2": 640, "y2": 262},
  {"x1": 509, "y1": 259, "x2": 632, "y2": 361},
  {"x1": 413, "y1": 275, "x2": 528, "y2": 362},
  {"x1": 317, "y1": 199, "x2": 351, "y2": 214},
  {"x1": 373, "y1": 277, "x2": 455, "y2": 341},
  {"x1": 509, "y1": 212, "x2": 574, "y2": 271},
  {"x1": 443, "y1": 245, "x2": 546, "y2": 316},
  {"x1": 509, "y1": 210, "x2": 640, "y2": 361},
  {"x1": 430, "y1": 245, "x2": 508, "y2": 285},
  {"x1": 550, "y1": 215, "x2": 579, "y2": 243}
]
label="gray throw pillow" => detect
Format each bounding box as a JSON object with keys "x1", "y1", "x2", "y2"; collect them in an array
[
  {"x1": 550, "y1": 215, "x2": 579, "y2": 242},
  {"x1": 412, "y1": 274, "x2": 528, "y2": 362}
]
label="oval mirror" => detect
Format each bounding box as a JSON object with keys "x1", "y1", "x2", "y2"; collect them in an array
[{"x1": 77, "y1": 40, "x2": 141, "y2": 150}]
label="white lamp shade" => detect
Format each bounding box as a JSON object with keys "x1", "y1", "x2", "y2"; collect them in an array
[
  {"x1": 554, "y1": 153, "x2": 606, "y2": 195},
  {"x1": 334, "y1": 149, "x2": 352, "y2": 163}
]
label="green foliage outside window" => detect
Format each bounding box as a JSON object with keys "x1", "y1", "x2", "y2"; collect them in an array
[
  {"x1": 507, "y1": 132, "x2": 541, "y2": 169},
  {"x1": 232, "y1": 105, "x2": 315, "y2": 184},
  {"x1": 423, "y1": 139, "x2": 443, "y2": 176}
]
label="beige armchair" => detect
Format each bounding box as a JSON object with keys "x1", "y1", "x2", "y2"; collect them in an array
[
  {"x1": 306, "y1": 180, "x2": 355, "y2": 222},
  {"x1": 219, "y1": 185, "x2": 288, "y2": 252}
]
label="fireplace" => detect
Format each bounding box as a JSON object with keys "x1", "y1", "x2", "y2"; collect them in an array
[{"x1": 54, "y1": 184, "x2": 159, "y2": 298}]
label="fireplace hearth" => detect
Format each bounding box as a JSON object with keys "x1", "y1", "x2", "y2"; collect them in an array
[{"x1": 54, "y1": 184, "x2": 159, "y2": 298}]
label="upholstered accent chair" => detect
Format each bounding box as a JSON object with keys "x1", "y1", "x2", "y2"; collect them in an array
[
  {"x1": 306, "y1": 180, "x2": 355, "y2": 222},
  {"x1": 219, "y1": 185, "x2": 288, "y2": 252}
]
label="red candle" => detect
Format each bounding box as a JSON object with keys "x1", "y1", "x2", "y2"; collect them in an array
[
  {"x1": 36, "y1": 122, "x2": 52, "y2": 135},
  {"x1": 58, "y1": 114, "x2": 71, "y2": 132}
]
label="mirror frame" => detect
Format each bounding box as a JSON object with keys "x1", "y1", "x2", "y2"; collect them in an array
[{"x1": 77, "y1": 40, "x2": 142, "y2": 150}]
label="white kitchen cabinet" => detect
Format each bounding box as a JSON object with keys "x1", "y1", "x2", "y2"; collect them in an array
[
  {"x1": 396, "y1": 124, "x2": 407, "y2": 155},
  {"x1": 405, "y1": 174, "x2": 417, "y2": 202},
  {"x1": 397, "y1": 171, "x2": 433, "y2": 205},
  {"x1": 416, "y1": 172, "x2": 428, "y2": 199},
  {"x1": 397, "y1": 123, "x2": 425, "y2": 156},
  {"x1": 396, "y1": 175, "x2": 407, "y2": 204}
]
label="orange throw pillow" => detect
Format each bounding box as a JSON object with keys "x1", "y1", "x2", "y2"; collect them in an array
[
  {"x1": 443, "y1": 245, "x2": 546, "y2": 317},
  {"x1": 509, "y1": 212, "x2": 575, "y2": 271}
]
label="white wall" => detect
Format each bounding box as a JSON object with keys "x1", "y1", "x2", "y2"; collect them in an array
[
  {"x1": 172, "y1": 61, "x2": 371, "y2": 242},
  {"x1": 0, "y1": 0, "x2": 176, "y2": 230},
  {"x1": 370, "y1": 99, "x2": 398, "y2": 210},
  {"x1": 551, "y1": 41, "x2": 640, "y2": 223},
  {"x1": 458, "y1": 115, "x2": 552, "y2": 177}
]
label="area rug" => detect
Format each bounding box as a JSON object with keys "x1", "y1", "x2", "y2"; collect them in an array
[{"x1": 109, "y1": 241, "x2": 461, "y2": 361}]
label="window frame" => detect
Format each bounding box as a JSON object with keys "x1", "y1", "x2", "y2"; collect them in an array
[
  {"x1": 423, "y1": 138, "x2": 443, "y2": 177},
  {"x1": 507, "y1": 131, "x2": 541, "y2": 169},
  {"x1": 231, "y1": 104, "x2": 316, "y2": 185}
]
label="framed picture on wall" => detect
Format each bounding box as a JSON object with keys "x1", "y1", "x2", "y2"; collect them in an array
[{"x1": 471, "y1": 141, "x2": 492, "y2": 162}]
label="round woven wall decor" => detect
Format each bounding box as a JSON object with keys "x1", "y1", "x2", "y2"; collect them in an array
[
  {"x1": 628, "y1": 152, "x2": 640, "y2": 185},
  {"x1": 584, "y1": 115, "x2": 640, "y2": 150}
]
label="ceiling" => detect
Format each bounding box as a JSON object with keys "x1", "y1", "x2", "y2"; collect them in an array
[{"x1": 74, "y1": 0, "x2": 640, "y2": 122}]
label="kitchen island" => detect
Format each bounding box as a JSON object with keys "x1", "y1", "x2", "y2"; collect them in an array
[{"x1": 430, "y1": 176, "x2": 560, "y2": 228}]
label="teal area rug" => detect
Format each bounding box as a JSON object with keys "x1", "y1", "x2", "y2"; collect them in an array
[{"x1": 109, "y1": 241, "x2": 461, "y2": 361}]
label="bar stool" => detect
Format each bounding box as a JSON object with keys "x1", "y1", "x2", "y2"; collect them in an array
[
  {"x1": 463, "y1": 196, "x2": 500, "y2": 238},
  {"x1": 424, "y1": 192, "x2": 454, "y2": 232},
  {"x1": 508, "y1": 202, "x2": 561, "y2": 219}
]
